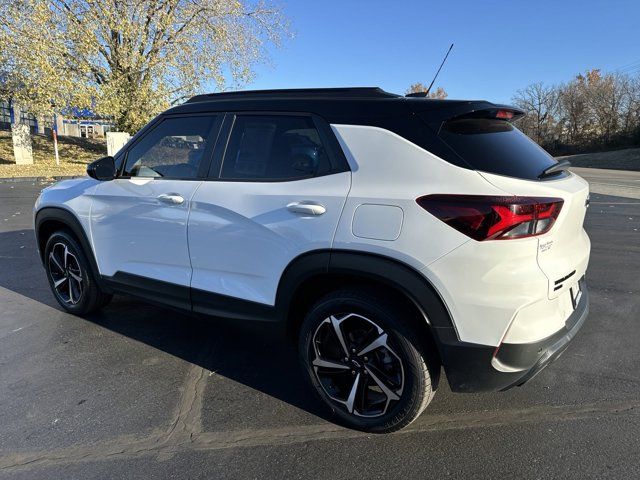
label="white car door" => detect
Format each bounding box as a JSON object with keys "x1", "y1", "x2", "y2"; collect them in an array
[
  {"x1": 90, "y1": 114, "x2": 221, "y2": 308},
  {"x1": 188, "y1": 114, "x2": 351, "y2": 311}
]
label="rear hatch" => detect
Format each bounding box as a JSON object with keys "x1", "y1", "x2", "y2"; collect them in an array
[
  {"x1": 419, "y1": 107, "x2": 590, "y2": 299},
  {"x1": 479, "y1": 170, "x2": 590, "y2": 299}
]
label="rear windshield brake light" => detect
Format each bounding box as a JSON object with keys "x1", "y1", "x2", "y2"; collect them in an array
[
  {"x1": 416, "y1": 195, "x2": 564, "y2": 241},
  {"x1": 495, "y1": 109, "x2": 515, "y2": 120}
]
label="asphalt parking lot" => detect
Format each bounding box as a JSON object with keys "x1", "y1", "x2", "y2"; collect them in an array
[{"x1": 1, "y1": 169, "x2": 639, "y2": 479}]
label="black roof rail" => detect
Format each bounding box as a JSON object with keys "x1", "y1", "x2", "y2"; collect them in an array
[{"x1": 186, "y1": 87, "x2": 400, "y2": 103}]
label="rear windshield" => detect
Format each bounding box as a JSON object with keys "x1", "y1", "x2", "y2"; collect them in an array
[{"x1": 437, "y1": 118, "x2": 557, "y2": 180}]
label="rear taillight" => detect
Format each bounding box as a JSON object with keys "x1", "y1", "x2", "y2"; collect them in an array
[{"x1": 416, "y1": 195, "x2": 563, "y2": 241}]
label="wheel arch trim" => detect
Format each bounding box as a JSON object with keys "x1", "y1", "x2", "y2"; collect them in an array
[
  {"x1": 275, "y1": 249, "x2": 459, "y2": 342},
  {"x1": 34, "y1": 207, "x2": 105, "y2": 289}
]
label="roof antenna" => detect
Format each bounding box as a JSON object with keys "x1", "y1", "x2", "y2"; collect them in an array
[{"x1": 424, "y1": 43, "x2": 454, "y2": 96}]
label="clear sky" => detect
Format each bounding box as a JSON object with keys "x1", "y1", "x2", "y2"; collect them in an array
[{"x1": 247, "y1": 0, "x2": 640, "y2": 104}]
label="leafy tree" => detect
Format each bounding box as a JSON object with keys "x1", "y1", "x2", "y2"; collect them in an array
[
  {"x1": 585, "y1": 69, "x2": 630, "y2": 142},
  {"x1": 557, "y1": 75, "x2": 590, "y2": 144},
  {"x1": 406, "y1": 82, "x2": 448, "y2": 99},
  {"x1": 0, "y1": 0, "x2": 290, "y2": 132}
]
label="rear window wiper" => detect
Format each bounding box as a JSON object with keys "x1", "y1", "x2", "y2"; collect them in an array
[{"x1": 539, "y1": 159, "x2": 571, "y2": 179}]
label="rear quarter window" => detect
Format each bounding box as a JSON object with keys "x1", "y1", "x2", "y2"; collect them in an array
[{"x1": 437, "y1": 118, "x2": 557, "y2": 180}]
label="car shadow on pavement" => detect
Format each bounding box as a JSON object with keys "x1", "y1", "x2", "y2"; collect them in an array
[
  {"x1": 0, "y1": 228, "x2": 60, "y2": 308},
  {"x1": 0, "y1": 228, "x2": 332, "y2": 425},
  {"x1": 88, "y1": 298, "x2": 333, "y2": 424}
]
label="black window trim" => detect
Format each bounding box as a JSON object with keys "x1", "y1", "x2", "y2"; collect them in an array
[
  {"x1": 116, "y1": 112, "x2": 224, "y2": 181},
  {"x1": 206, "y1": 111, "x2": 350, "y2": 183}
]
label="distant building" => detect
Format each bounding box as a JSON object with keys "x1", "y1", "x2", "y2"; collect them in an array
[
  {"x1": 0, "y1": 100, "x2": 41, "y2": 132},
  {"x1": 57, "y1": 107, "x2": 114, "y2": 138},
  {"x1": 0, "y1": 100, "x2": 113, "y2": 138}
]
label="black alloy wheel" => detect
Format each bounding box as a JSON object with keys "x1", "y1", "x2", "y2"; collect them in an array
[
  {"x1": 310, "y1": 312, "x2": 404, "y2": 417},
  {"x1": 44, "y1": 231, "x2": 112, "y2": 315},
  {"x1": 300, "y1": 288, "x2": 438, "y2": 433}
]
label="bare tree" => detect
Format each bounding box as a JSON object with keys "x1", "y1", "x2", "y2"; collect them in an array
[
  {"x1": 587, "y1": 70, "x2": 624, "y2": 142},
  {"x1": 513, "y1": 69, "x2": 640, "y2": 153},
  {"x1": 623, "y1": 75, "x2": 640, "y2": 134},
  {"x1": 512, "y1": 82, "x2": 560, "y2": 144},
  {"x1": 406, "y1": 82, "x2": 448, "y2": 99}
]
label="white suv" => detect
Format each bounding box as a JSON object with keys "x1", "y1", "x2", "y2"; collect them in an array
[{"x1": 34, "y1": 88, "x2": 590, "y2": 433}]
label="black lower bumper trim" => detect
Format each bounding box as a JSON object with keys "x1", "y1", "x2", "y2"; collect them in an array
[{"x1": 440, "y1": 278, "x2": 589, "y2": 392}]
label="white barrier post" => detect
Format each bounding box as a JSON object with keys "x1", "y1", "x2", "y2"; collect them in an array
[
  {"x1": 106, "y1": 132, "x2": 131, "y2": 157},
  {"x1": 11, "y1": 123, "x2": 34, "y2": 165}
]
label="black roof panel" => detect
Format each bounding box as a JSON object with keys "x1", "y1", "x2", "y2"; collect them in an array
[
  {"x1": 168, "y1": 87, "x2": 508, "y2": 127},
  {"x1": 186, "y1": 87, "x2": 400, "y2": 103}
]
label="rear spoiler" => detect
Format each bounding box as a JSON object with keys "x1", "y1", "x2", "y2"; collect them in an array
[
  {"x1": 417, "y1": 101, "x2": 526, "y2": 128},
  {"x1": 459, "y1": 105, "x2": 526, "y2": 122}
]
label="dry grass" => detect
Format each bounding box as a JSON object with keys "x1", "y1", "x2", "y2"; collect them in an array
[{"x1": 0, "y1": 130, "x2": 106, "y2": 178}]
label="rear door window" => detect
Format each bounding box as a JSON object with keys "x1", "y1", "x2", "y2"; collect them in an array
[
  {"x1": 437, "y1": 118, "x2": 557, "y2": 180},
  {"x1": 220, "y1": 115, "x2": 332, "y2": 181}
]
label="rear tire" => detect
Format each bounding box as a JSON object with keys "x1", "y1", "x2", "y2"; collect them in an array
[
  {"x1": 299, "y1": 287, "x2": 437, "y2": 433},
  {"x1": 44, "y1": 230, "x2": 112, "y2": 315}
]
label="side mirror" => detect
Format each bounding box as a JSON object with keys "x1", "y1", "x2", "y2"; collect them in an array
[{"x1": 87, "y1": 156, "x2": 116, "y2": 181}]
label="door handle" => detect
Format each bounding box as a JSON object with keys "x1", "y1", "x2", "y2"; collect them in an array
[
  {"x1": 157, "y1": 193, "x2": 185, "y2": 205},
  {"x1": 287, "y1": 201, "x2": 326, "y2": 216}
]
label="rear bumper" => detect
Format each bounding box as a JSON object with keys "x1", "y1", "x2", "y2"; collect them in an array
[{"x1": 440, "y1": 278, "x2": 589, "y2": 392}]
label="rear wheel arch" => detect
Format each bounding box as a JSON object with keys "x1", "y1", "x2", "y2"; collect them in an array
[{"x1": 278, "y1": 250, "x2": 455, "y2": 365}]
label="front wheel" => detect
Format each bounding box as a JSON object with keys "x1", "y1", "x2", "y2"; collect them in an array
[
  {"x1": 299, "y1": 288, "x2": 437, "y2": 433},
  {"x1": 44, "y1": 230, "x2": 112, "y2": 315}
]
